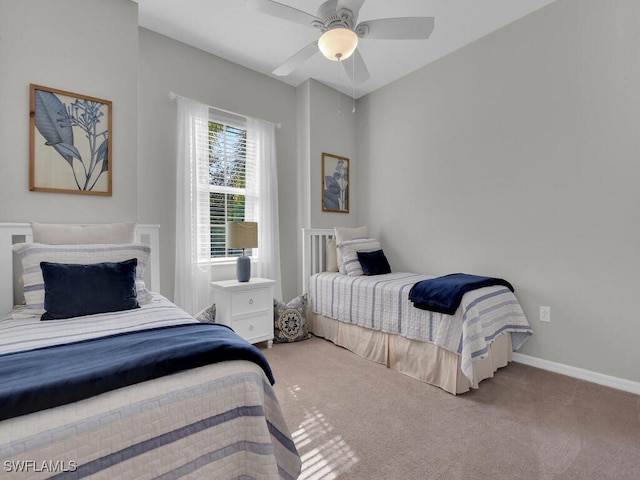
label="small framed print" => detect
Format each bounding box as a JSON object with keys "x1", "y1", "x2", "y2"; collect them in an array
[
  {"x1": 322, "y1": 152, "x2": 349, "y2": 213},
  {"x1": 30, "y1": 84, "x2": 112, "y2": 195}
]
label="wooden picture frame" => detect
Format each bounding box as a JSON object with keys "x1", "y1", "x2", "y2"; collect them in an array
[
  {"x1": 322, "y1": 152, "x2": 349, "y2": 213},
  {"x1": 29, "y1": 84, "x2": 112, "y2": 195}
]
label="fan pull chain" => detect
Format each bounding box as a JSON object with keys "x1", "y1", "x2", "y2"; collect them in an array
[
  {"x1": 352, "y1": 56, "x2": 356, "y2": 113},
  {"x1": 337, "y1": 69, "x2": 342, "y2": 115}
]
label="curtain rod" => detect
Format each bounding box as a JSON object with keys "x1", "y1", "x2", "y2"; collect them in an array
[{"x1": 169, "y1": 91, "x2": 281, "y2": 129}]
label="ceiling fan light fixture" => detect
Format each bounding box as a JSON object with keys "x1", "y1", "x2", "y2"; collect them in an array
[{"x1": 318, "y1": 27, "x2": 358, "y2": 61}]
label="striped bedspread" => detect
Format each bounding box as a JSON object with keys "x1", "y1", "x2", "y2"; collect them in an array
[
  {"x1": 0, "y1": 296, "x2": 301, "y2": 479},
  {"x1": 309, "y1": 272, "x2": 532, "y2": 382},
  {"x1": 0, "y1": 294, "x2": 201, "y2": 355}
]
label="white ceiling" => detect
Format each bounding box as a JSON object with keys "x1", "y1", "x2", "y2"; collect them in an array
[{"x1": 134, "y1": 0, "x2": 557, "y2": 99}]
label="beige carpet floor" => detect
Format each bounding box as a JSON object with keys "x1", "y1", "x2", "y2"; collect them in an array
[{"x1": 263, "y1": 336, "x2": 640, "y2": 480}]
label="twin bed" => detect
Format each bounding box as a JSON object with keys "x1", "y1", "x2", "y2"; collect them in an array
[
  {"x1": 302, "y1": 227, "x2": 533, "y2": 395},
  {"x1": 0, "y1": 223, "x2": 301, "y2": 480}
]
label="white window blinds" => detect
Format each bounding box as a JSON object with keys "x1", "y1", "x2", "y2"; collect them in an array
[{"x1": 208, "y1": 113, "x2": 257, "y2": 258}]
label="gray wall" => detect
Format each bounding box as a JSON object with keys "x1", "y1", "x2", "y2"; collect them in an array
[
  {"x1": 296, "y1": 79, "x2": 358, "y2": 229},
  {"x1": 295, "y1": 79, "x2": 358, "y2": 293},
  {"x1": 356, "y1": 0, "x2": 640, "y2": 382},
  {"x1": 307, "y1": 80, "x2": 358, "y2": 230},
  {"x1": 0, "y1": 0, "x2": 139, "y2": 223}
]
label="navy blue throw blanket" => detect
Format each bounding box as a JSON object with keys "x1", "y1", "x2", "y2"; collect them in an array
[
  {"x1": 0, "y1": 323, "x2": 274, "y2": 421},
  {"x1": 409, "y1": 273, "x2": 514, "y2": 315}
]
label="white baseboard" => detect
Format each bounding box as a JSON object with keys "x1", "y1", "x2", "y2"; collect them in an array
[{"x1": 512, "y1": 353, "x2": 640, "y2": 396}]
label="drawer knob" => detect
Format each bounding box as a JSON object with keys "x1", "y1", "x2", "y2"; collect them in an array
[
  {"x1": 249, "y1": 299, "x2": 254, "y2": 305},
  {"x1": 249, "y1": 325, "x2": 254, "y2": 331}
]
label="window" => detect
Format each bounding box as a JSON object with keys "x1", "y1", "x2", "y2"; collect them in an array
[
  {"x1": 174, "y1": 94, "x2": 282, "y2": 308},
  {"x1": 208, "y1": 115, "x2": 256, "y2": 259}
]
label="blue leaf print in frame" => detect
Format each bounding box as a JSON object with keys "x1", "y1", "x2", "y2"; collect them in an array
[
  {"x1": 322, "y1": 152, "x2": 349, "y2": 213},
  {"x1": 30, "y1": 84, "x2": 112, "y2": 196}
]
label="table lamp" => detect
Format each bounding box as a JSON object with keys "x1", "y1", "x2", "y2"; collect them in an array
[{"x1": 227, "y1": 222, "x2": 258, "y2": 282}]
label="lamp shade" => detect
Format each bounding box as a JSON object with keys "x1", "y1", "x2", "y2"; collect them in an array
[
  {"x1": 318, "y1": 27, "x2": 358, "y2": 62},
  {"x1": 227, "y1": 222, "x2": 258, "y2": 250}
]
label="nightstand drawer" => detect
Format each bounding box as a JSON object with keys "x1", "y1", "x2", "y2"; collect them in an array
[
  {"x1": 231, "y1": 288, "x2": 269, "y2": 316},
  {"x1": 232, "y1": 315, "x2": 272, "y2": 341}
]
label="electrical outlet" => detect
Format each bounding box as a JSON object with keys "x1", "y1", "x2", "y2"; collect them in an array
[{"x1": 540, "y1": 306, "x2": 551, "y2": 323}]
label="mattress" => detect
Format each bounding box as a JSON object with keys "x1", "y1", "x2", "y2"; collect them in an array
[
  {"x1": 0, "y1": 296, "x2": 301, "y2": 479},
  {"x1": 309, "y1": 271, "x2": 532, "y2": 383}
]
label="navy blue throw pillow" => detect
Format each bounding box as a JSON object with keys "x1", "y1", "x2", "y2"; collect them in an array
[
  {"x1": 357, "y1": 249, "x2": 392, "y2": 276},
  {"x1": 40, "y1": 258, "x2": 140, "y2": 320}
]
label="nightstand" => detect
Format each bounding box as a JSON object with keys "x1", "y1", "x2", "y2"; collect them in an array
[{"x1": 210, "y1": 278, "x2": 275, "y2": 348}]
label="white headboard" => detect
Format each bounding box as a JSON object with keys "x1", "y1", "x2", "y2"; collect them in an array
[
  {"x1": 301, "y1": 228, "x2": 335, "y2": 293},
  {"x1": 0, "y1": 223, "x2": 160, "y2": 315}
]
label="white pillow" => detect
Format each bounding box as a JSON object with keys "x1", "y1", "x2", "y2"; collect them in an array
[
  {"x1": 12, "y1": 243, "x2": 152, "y2": 318},
  {"x1": 336, "y1": 238, "x2": 381, "y2": 275},
  {"x1": 326, "y1": 238, "x2": 338, "y2": 272},
  {"x1": 340, "y1": 248, "x2": 364, "y2": 277},
  {"x1": 31, "y1": 222, "x2": 137, "y2": 245},
  {"x1": 334, "y1": 226, "x2": 368, "y2": 243},
  {"x1": 334, "y1": 226, "x2": 368, "y2": 273}
]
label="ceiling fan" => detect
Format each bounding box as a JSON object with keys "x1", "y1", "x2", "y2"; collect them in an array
[{"x1": 245, "y1": 0, "x2": 435, "y2": 84}]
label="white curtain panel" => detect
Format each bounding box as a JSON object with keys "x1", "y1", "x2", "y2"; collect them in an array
[
  {"x1": 174, "y1": 96, "x2": 211, "y2": 315},
  {"x1": 246, "y1": 117, "x2": 283, "y2": 300}
]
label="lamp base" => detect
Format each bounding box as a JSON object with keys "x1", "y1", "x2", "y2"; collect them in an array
[{"x1": 236, "y1": 256, "x2": 251, "y2": 282}]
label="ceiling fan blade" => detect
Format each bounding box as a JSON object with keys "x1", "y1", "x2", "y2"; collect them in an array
[
  {"x1": 272, "y1": 40, "x2": 319, "y2": 76},
  {"x1": 356, "y1": 17, "x2": 435, "y2": 40},
  {"x1": 342, "y1": 49, "x2": 370, "y2": 84},
  {"x1": 246, "y1": 0, "x2": 321, "y2": 27}
]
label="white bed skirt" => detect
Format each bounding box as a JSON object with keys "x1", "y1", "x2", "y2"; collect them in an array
[{"x1": 308, "y1": 310, "x2": 512, "y2": 395}]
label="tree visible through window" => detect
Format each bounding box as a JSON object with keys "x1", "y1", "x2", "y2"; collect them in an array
[{"x1": 209, "y1": 120, "x2": 249, "y2": 258}]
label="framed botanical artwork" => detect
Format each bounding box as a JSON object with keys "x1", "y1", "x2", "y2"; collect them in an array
[
  {"x1": 322, "y1": 152, "x2": 349, "y2": 213},
  {"x1": 29, "y1": 84, "x2": 112, "y2": 195}
]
